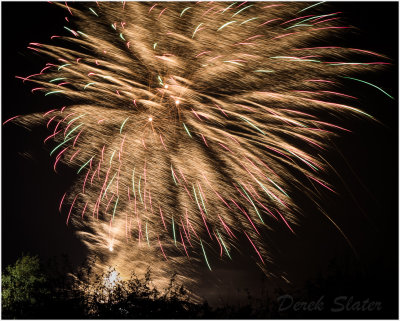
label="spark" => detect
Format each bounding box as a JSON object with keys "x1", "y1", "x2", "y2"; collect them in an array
[
  {"x1": 89, "y1": 7, "x2": 98, "y2": 16},
  {"x1": 77, "y1": 156, "x2": 94, "y2": 174},
  {"x1": 182, "y1": 123, "x2": 192, "y2": 138},
  {"x1": 3, "y1": 115, "x2": 20, "y2": 125},
  {"x1": 298, "y1": 1, "x2": 326, "y2": 13},
  {"x1": 218, "y1": 20, "x2": 236, "y2": 31},
  {"x1": 180, "y1": 7, "x2": 191, "y2": 17},
  {"x1": 342, "y1": 76, "x2": 394, "y2": 99},
  {"x1": 45, "y1": 90, "x2": 64, "y2": 96},
  {"x1": 192, "y1": 23, "x2": 203, "y2": 38},
  {"x1": 8, "y1": 2, "x2": 391, "y2": 286},
  {"x1": 120, "y1": 117, "x2": 130, "y2": 133},
  {"x1": 232, "y1": 5, "x2": 253, "y2": 17},
  {"x1": 84, "y1": 82, "x2": 95, "y2": 90},
  {"x1": 199, "y1": 239, "x2": 212, "y2": 271}
]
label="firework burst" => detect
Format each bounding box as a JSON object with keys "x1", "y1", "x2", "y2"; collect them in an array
[{"x1": 8, "y1": 2, "x2": 392, "y2": 287}]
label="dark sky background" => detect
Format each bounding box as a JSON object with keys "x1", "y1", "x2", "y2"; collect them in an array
[{"x1": 1, "y1": 1, "x2": 398, "y2": 317}]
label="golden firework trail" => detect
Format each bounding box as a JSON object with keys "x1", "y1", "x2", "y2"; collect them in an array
[{"x1": 7, "y1": 2, "x2": 392, "y2": 286}]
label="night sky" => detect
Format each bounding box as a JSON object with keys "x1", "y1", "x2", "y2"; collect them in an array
[{"x1": 2, "y1": 2, "x2": 398, "y2": 317}]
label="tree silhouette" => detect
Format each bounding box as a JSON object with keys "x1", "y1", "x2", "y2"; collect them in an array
[
  {"x1": 2, "y1": 255, "x2": 49, "y2": 318},
  {"x1": 3, "y1": 254, "x2": 396, "y2": 318}
]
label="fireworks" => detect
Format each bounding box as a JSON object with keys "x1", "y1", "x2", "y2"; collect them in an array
[{"x1": 7, "y1": 2, "x2": 392, "y2": 285}]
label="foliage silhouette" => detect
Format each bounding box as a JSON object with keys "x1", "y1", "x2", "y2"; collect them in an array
[
  {"x1": 2, "y1": 255, "x2": 207, "y2": 319},
  {"x1": 2, "y1": 255, "x2": 49, "y2": 318},
  {"x1": 2, "y1": 255, "x2": 397, "y2": 319}
]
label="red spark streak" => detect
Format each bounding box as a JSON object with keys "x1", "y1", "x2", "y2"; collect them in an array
[
  {"x1": 3, "y1": 115, "x2": 20, "y2": 125},
  {"x1": 231, "y1": 198, "x2": 260, "y2": 235},
  {"x1": 180, "y1": 230, "x2": 190, "y2": 258},
  {"x1": 158, "y1": 236, "x2": 168, "y2": 260},
  {"x1": 244, "y1": 231, "x2": 264, "y2": 264},
  {"x1": 276, "y1": 209, "x2": 294, "y2": 234},
  {"x1": 59, "y1": 193, "x2": 67, "y2": 212},
  {"x1": 66, "y1": 194, "x2": 79, "y2": 226}
]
